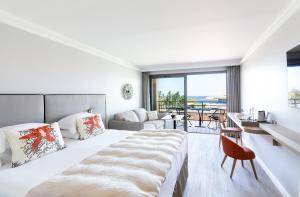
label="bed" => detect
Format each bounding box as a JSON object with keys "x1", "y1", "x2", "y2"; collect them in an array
[{"x1": 0, "y1": 94, "x2": 188, "y2": 197}]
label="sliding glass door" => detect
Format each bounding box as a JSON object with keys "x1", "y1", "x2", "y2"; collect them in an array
[
  {"x1": 187, "y1": 73, "x2": 227, "y2": 133},
  {"x1": 150, "y1": 72, "x2": 227, "y2": 133},
  {"x1": 150, "y1": 75, "x2": 187, "y2": 131}
]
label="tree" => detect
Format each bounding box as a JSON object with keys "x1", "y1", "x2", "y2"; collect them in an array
[{"x1": 158, "y1": 91, "x2": 184, "y2": 111}]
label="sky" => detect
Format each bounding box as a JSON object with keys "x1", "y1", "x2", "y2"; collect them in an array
[
  {"x1": 157, "y1": 73, "x2": 226, "y2": 97},
  {"x1": 288, "y1": 66, "x2": 300, "y2": 91}
]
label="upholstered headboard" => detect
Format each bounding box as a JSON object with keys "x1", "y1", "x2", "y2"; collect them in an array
[
  {"x1": 44, "y1": 94, "x2": 106, "y2": 124},
  {"x1": 0, "y1": 94, "x2": 106, "y2": 128},
  {"x1": 0, "y1": 94, "x2": 44, "y2": 127}
]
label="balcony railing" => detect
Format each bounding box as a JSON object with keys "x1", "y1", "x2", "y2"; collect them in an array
[
  {"x1": 289, "y1": 99, "x2": 300, "y2": 104},
  {"x1": 157, "y1": 100, "x2": 226, "y2": 121}
]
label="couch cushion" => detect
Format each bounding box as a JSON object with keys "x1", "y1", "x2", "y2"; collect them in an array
[
  {"x1": 143, "y1": 120, "x2": 165, "y2": 129},
  {"x1": 133, "y1": 108, "x2": 148, "y2": 122},
  {"x1": 147, "y1": 111, "x2": 158, "y2": 120},
  {"x1": 114, "y1": 111, "x2": 139, "y2": 122}
]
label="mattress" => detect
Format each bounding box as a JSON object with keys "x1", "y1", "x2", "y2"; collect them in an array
[{"x1": 0, "y1": 129, "x2": 188, "y2": 197}]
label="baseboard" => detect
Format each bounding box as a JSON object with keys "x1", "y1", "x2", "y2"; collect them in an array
[{"x1": 243, "y1": 140, "x2": 291, "y2": 197}]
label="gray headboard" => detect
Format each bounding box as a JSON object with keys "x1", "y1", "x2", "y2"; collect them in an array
[
  {"x1": 44, "y1": 94, "x2": 106, "y2": 124},
  {"x1": 0, "y1": 95, "x2": 44, "y2": 127}
]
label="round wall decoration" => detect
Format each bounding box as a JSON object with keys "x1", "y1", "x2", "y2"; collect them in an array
[{"x1": 122, "y1": 84, "x2": 133, "y2": 100}]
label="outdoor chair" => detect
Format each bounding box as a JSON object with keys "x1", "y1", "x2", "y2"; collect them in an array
[
  {"x1": 175, "y1": 107, "x2": 192, "y2": 127},
  {"x1": 207, "y1": 108, "x2": 225, "y2": 130},
  {"x1": 185, "y1": 112, "x2": 192, "y2": 127}
]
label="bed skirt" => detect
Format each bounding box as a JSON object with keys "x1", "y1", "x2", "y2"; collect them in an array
[{"x1": 172, "y1": 155, "x2": 188, "y2": 197}]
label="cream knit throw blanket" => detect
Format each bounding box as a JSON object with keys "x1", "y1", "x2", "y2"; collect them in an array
[{"x1": 26, "y1": 129, "x2": 186, "y2": 197}]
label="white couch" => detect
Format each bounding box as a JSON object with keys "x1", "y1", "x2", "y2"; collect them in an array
[{"x1": 108, "y1": 108, "x2": 166, "y2": 130}]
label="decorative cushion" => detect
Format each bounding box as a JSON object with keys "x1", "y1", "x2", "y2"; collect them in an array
[
  {"x1": 0, "y1": 123, "x2": 47, "y2": 154},
  {"x1": 133, "y1": 108, "x2": 148, "y2": 122},
  {"x1": 147, "y1": 111, "x2": 159, "y2": 121},
  {"x1": 58, "y1": 112, "x2": 92, "y2": 139},
  {"x1": 76, "y1": 114, "x2": 105, "y2": 140},
  {"x1": 114, "y1": 111, "x2": 139, "y2": 122},
  {"x1": 5, "y1": 123, "x2": 65, "y2": 168}
]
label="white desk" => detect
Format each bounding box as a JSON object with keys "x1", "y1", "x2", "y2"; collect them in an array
[
  {"x1": 228, "y1": 113, "x2": 300, "y2": 153},
  {"x1": 227, "y1": 113, "x2": 268, "y2": 134},
  {"x1": 260, "y1": 124, "x2": 300, "y2": 153}
]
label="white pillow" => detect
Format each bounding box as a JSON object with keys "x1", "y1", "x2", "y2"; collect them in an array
[
  {"x1": 147, "y1": 111, "x2": 159, "y2": 120},
  {"x1": 5, "y1": 122, "x2": 65, "y2": 168},
  {"x1": 0, "y1": 123, "x2": 47, "y2": 154},
  {"x1": 0, "y1": 132, "x2": 7, "y2": 154},
  {"x1": 58, "y1": 112, "x2": 91, "y2": 138},
  {"x1": 60, "y1": 129, "x2": 79, "y2": 140},
  {"x1": 76, "y1": 114, "x2": 105, "y2": 140},
  {"x1": 0, "y1": 149, "x2": 11, "y2": 167}
]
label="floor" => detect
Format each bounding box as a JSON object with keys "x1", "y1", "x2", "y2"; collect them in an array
[
  {"x1": 184, "y1": 133, "x2": 281, "y2": 197},
  {"x1": 187, "y1": 121, "x2": 219, "y2": 134},
  {"x1": 165, "y1": 120, "x2": 220, "y2": 134}
]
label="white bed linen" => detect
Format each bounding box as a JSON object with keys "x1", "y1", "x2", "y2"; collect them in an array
[{"x1": 0, "y1": 129, "x2": 187, "y2": 197}]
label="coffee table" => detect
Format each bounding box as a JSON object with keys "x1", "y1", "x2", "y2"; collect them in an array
[{"x1": 162, "y1": 115, "x2": 184, "y2": 129}]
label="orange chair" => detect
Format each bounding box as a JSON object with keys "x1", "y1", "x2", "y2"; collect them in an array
[
  {"x1": 221, "y1": 134, "x2": 258, "y2": 180},
  {"x1": 219, "y1": 116, "x2": 242, "y2": 147}
]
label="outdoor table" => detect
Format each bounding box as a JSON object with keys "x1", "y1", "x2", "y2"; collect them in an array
[
  {"x1": 162, "y1": 115, "x2": 185, "y2": 129},
  {"x1": 191, "y1": 107, "x2": 204, "y2": 127}
]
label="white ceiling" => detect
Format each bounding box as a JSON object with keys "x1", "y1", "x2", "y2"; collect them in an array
[{"x1": 0, "y1": 0, "x2": 292, "y2": 69}]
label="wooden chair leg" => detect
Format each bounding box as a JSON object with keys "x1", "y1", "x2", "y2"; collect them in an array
[
  {"x1": 250, "y1": 159, "x2": 258, "y2": 180},
  {"x1": 230, "y1": 159, "x2": 237, "y2": 178},
  {"x1": 221, "y1": 155, "x2": 227, "y2": 167},
  {"x1": 240, "y1": 132, "x2": 243, "y2": 146},
  {"x1": 241, "y1": 160, "x2": 244, "y2": 168}
]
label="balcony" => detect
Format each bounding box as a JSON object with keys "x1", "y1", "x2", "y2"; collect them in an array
[{"x1": 157, "y1": 100, "x2": 227, "y2": 133}]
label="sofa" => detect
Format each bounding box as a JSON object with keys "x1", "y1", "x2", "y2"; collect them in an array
[{"x1": 108, "y1": 108, "x2": 166, "y2": 131}]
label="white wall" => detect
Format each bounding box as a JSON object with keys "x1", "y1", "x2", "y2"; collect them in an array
[
  {"x1": 241, "y1": 8, "x2": 300, "y2": 197},
  {"x1": 0, "y1": 23, "x2": 142, "y2": 120}
]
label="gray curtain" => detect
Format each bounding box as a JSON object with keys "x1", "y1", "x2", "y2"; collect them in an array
[
  {"x1": 226, "y1": 66, "x2": 241, "y2": 126},
  {"x1": 142, "y1": 72, "x2": 151, "y2": 111}
]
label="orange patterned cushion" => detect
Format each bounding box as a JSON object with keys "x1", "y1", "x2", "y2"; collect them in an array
[
  {"x1": 5, "y1": 123, "x2": 65, "y2": 167},
  {"x1": 76, "y1": 114, "x2": 105, "y2": 140}
]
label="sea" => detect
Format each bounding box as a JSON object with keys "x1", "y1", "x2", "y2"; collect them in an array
[{"x1": 187, "y1": 96, "x2": 226, "y2": 104}]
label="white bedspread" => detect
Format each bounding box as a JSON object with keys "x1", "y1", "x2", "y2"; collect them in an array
[{"x1": 0, "y1": 129, "x2": 187, "y2": 197}]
